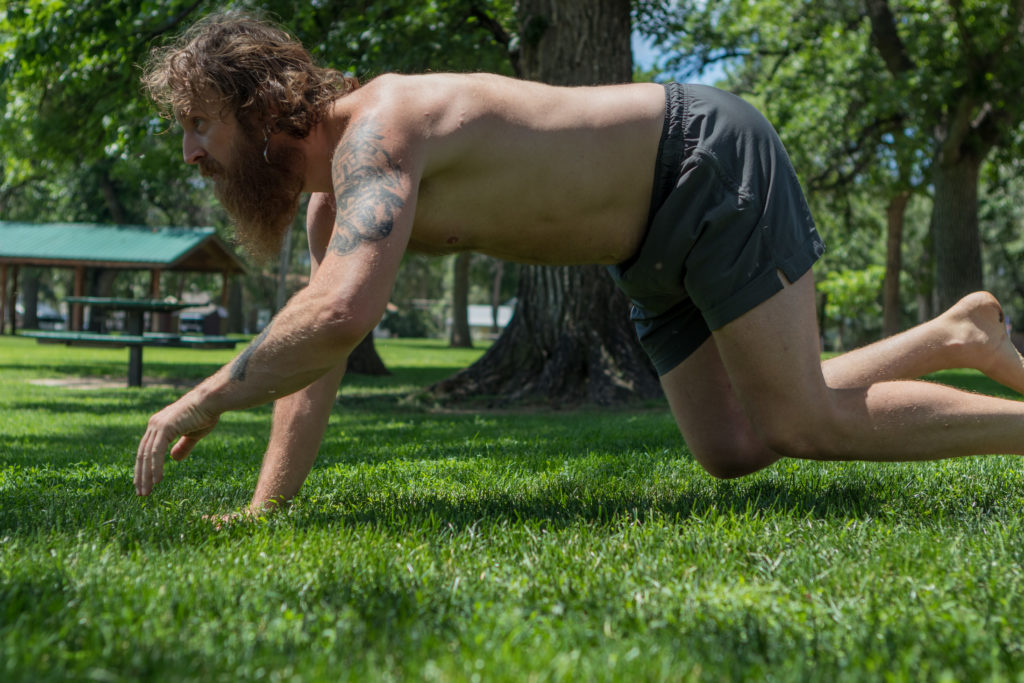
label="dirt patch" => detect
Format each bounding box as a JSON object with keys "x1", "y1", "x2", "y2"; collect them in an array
[{"x1": 29, "y1": 376, "x2": 199, "y2": 390}]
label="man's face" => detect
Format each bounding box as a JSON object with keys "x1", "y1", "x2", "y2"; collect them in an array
[{"x1": 179, "y1": 102, "x2": 305, "y2": 262}]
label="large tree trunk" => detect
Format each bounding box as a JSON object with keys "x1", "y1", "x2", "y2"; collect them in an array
[
  {"x1": 882, "y1": 190, "x2": 909, "y2": 337},
  {"x1": 449, "y1": 253, "x2": 473, "y2": 348},
  {"x1": 932, "y1": 153, "x2": 983, "y2": 311},
  {"x1": 426, "y1": 0, "x2": 661, "y2": 406},
  {"x1": 347, "y1": 334, "x2": 390, "y2": 376}
]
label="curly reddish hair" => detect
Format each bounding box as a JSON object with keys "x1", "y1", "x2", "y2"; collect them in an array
[{"x1": 142, "y1": 12, "x2": 357, "y2": 137}]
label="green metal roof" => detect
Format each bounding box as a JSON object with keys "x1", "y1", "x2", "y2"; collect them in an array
[{"x1": 0, "y1": 222, "x2": 245, "y2": 273}]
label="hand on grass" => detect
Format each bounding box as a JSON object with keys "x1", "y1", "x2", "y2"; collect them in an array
[
  {"x1": 202, "y1": 511, "x2": 246, "y2": 530},
  {"x1": 135, "y1": 396, "x2": 219, "y2": 496},
  {"x1": 202, "y1": 502, "x2": 278, "y2": 529}
]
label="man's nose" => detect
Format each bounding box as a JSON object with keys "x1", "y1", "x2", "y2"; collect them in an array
[{"x1": 182, "y1": 133, "x2": 206, "y2": 165}]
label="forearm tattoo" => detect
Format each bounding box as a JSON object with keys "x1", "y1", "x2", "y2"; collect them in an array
[
  {"x1": 328, "y1": 121, "x2": 406, "y2": 256},
  {"x1": 230, "y1": 323, "x2": 272, "y2": 382}
]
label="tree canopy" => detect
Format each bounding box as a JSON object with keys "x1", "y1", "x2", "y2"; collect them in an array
[{"x1": 635, "y1": 0, "x2": 1024, "y2": 312}]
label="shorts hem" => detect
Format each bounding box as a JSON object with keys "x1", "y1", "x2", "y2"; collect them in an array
[
  {"x1": 648, "y1": 328, "x2": 712, "y2": 376},
  {"x1": 702, "y1": 249, "x2": 820, "y2": 331}
]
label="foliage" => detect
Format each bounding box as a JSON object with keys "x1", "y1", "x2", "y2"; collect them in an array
[
  {"x1": 1, "y1": 0, "x2": 518, "y2": 330},
  {"x1": 380, "y1": 305, "x2": 443, "y2": 339},
  {"x1": 980, "y1": 159, "x2": 1024, "y2": 330},
  {"x1": 818, "y1": 265, "x2": 885, "y2": 349},
  {"x1": 635, "y1": 0, "x2": 1024, "y2": 315},
  {"x1": 6, "y1": 336, "x2": 1024, "y2": 680}
]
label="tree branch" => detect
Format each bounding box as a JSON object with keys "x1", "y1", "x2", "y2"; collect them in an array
[
  {"x1": 467, "y1": 2, "x2": 520, "y2": 77},
  {"x1": 808, "y1": 112, "x2": 907, "y2": 190},
  {"x1": 865, "y1": 0, "x2": 914, "y2": 75},
  {"x1": 141, "y1": 0, "x2": 206, "y2": 45}
]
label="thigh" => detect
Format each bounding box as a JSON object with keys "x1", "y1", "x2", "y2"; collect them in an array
[
  {"x1": 661, "y1": 336, "x2": 779, "y2": 478},
  {"x1": 710, "y1": 269, "x2": 832, "y2": 440}
]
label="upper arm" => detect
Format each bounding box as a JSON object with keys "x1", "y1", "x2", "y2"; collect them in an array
[
  {"x1": 306, "y1": 192, "x2": 336, "y2": 276},
  {"x1": 307, "y1": 115, "x2": 421, "y2": 332}
]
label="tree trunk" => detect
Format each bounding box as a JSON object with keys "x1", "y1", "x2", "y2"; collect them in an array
[
  {"x1": 490, "y1": 259, "x2": 505, "y2": 336},
  {"x1": 86, "y1": 268, "x2": 118, "y2": 332},
  {"x1": 449, "y1": 253, "x2": 473, "y2": 348},
  {"x1": 226, "y1": 277, "x2": 244, "y2": 334},
  {"x1": 97, "y1": 166, "x2": 129, "y2": 225},
  {"x1": 932, "y1": 154, "x2": 983, "y2": 311},
  {"x1": 6, "y1": 266, "x2": 18, "y2": 335},
  {"x1": 518, "y1": 0, "x2": 632, "y2": 86},
  {"x1": 426, "y1": 0, "x2": 660, "y2": 406},
  {"x1": 347, "y1": 334, "x2": 390, "y2": 376},
  {"x1": 882, "y1": 190, "x2": 909, "y2": 337},
  {"x1": 276, "y1": 226, "x2": 294, "y2": 312},
  {"x1": 21, "y1": 268, "x2": 40, "y2": 329},
  {"x1": 431, "y1": 263, "x2": 661, "y2": 404}
]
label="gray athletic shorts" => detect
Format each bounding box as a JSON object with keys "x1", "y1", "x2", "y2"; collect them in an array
[{"x1": 608, "y1": 83, "x2": 826, "y2": 376}]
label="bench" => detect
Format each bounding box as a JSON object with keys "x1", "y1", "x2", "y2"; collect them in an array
[{"x1": 19, "y1": 330, "x2": 241, "y2": 387}]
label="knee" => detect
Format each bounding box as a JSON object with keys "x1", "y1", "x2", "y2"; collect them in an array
[
  {"x1": 690, "y1": 429, "x2": 778, "y2": 479},
  {"x1": 750, "y1": 401, "x2": 842, "y2": 461}
]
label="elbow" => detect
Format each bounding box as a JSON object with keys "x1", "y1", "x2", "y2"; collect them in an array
[{"x1": 317, "y1": 300, "x2": 381, "y2": 352}]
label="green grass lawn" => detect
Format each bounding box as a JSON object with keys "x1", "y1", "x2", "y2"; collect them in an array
[{"x1": 3, "y1": 335, "x2": 1024, "y2": 681}]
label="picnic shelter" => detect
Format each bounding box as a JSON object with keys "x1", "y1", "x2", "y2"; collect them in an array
[{"x1": 0, "y1": 221, "x2": 246, "y2": 332}]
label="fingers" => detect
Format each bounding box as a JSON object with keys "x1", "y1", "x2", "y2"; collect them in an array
[
  {"x1": 134, "y1": 399, "x2": 219, "y2": 496},
  {"x1": 170, "y1": 435, "x2": 199, "y2": 462},
  {"x1": 134, "y1": 426, "x2": 169, "y2": 496}
]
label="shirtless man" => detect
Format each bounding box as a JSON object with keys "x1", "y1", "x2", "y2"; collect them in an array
[{"x1": 134, "y1": 13, "x2": 1024, "y2": 511}]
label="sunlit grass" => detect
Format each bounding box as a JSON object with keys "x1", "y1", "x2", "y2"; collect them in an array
[{"x1": 3, "y1": 335, "x2": 1024, "y2": 681}]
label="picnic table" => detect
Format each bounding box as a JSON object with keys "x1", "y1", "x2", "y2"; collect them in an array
[{"x1": 19, "y1": 296, "x2": 240, "y2": 387}]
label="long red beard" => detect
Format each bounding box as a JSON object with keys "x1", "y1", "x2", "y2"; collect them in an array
[{"x1": 203, "y1": 131, "x2": 306, "y2": 263}]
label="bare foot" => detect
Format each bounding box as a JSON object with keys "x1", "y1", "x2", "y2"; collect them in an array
[{"x1": 943, "y1": 291, "x2": 1024, "y2": 394}]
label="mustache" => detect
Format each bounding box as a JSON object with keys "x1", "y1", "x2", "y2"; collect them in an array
[{"x1": 198, "y1": 158, "x2": 225, "y2": 178}]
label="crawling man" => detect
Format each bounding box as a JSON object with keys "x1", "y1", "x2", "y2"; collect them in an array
[{"x1": 135, "y1": 13, "x2": 1024, "y2": 511}]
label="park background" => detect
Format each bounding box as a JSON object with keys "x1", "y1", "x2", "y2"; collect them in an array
[{"x1": 4, "y1": 1, "x2": 1024, "y2": 681}]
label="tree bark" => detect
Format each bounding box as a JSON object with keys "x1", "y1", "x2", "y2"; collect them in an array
[
  {"x1": 426, "y1": 0, "x2": 661, "y2": 406},
  {"x1": 932, "y1": 152, "x2": 983, "y2": 311},
  {"x1": 97, "y1": 166, "x2": 129, "y2": 225},
  {"x1": 882, "y1": 190, "x2": 909, "y2": 337},
  {"x1": 490, "y1": 259, "x2": 506, "y2": 336},
  {"x1": 347, "y1": 334, "x2": 390, "y2": 376},
  {"x1": 449, "y1": 253, "x2": 473, "y2": 348},
  {"x1": 864, "y1": 0, "x2": 1010, "y2": 315},
  {"x1": 226, "y1": 277, "x2": 244, "y2": 334},
  {"x1": 21, "y1": 268, "x2": 40, "y2": 329}
]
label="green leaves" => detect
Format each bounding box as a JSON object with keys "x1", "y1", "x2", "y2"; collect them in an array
[{"x1": 0, "y1": 1, "x2": 516, "y2": 225}]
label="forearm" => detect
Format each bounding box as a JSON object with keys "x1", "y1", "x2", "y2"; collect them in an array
[
  {"x1": 249, "y1": 362, "x2": 347, "y2": 512},
  {"x1": 189, "y1": 284, "x2": 369, "y2": 417}
]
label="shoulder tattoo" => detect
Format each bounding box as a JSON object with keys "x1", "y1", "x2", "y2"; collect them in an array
[{"x1": 328, "y1": 122, "x2": 406, "y2": 256}]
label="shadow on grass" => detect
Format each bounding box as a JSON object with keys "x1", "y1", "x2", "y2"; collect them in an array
[
  {"x1": 0, "y1": 448, "x2": 889, "y2": 544},
  {"x1": 4, "y1": 362, "x2": 1021, "y2": 544},
  {"x1": 285, "y1": 476, "x2": 888, "y2": 532}
]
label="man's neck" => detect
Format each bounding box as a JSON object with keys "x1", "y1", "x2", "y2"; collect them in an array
[{"x1": 297, "y1": 99, "x2": 351, "y2": 194}]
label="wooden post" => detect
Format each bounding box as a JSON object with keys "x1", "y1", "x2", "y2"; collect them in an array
[
  {"x1": 8, "y1": 266, "x2": 19, "y2": 334},
  {"x1": 150, "y1": 268, "x2": 164, "y2": 333},
  {"x1": 0, "y1": 264, "x2": 7, "y2": 333},
  {"x1": 220, "y1": 272, "x2": 230, "y2": 307},
  {"x1": 72, "y1": 266, "x2": 85, "y2": 331},
  {"x1": 150, "y1": 268, "x2": 162, "y2": 298},
  {"x1": 0, "y1": 264, "x2": 7, "y2": 335},
  {"x1": 220, "y1": 272, "x2": 230, "y2": 334}
]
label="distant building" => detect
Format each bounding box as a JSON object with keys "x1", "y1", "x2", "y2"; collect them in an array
[{"x1": 465, "y1": 303, "x2": 514, "y2": 340}]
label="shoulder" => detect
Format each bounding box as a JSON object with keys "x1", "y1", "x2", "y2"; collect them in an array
[
  {"x1": 338, "y1": 72, "x2": 554, "y2": 139},
  {"x1": 329, "y1": 75, "x2": 438, "y2": 177}
]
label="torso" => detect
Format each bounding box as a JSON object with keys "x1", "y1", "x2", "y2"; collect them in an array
[{"x1": 329, "y1": 73, "x2": 666, "y2": 266}]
